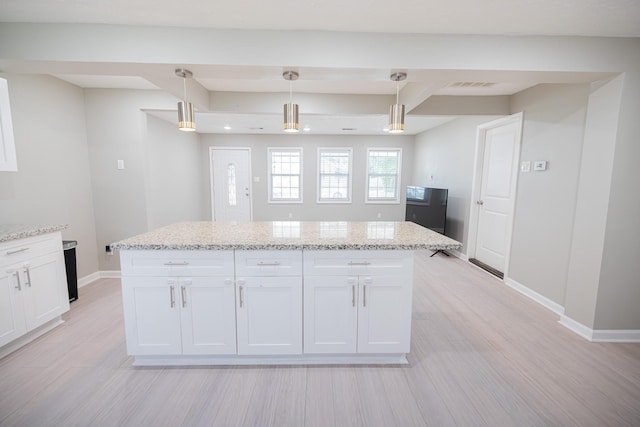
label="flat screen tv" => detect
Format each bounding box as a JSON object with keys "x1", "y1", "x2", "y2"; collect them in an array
[{"x1": 405, "y1": 186, "x2": 448, "y2": 235}]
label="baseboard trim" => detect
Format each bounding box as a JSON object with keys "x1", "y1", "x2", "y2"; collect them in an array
[
  {"x1": 504, "y1": 277, "x2": 565, "y2": 316},
  {"x1": 78, "y1": 271, "x2": 100, "y2": 288},
  {"x1": 100, "y1": 270, "x2": 121, "y2": 279},
  {"x1": 592, "y1": 329, "x2": 640, "y2": 342},
  {"x1": 450, "y1": 249, "x2": 468, "y2": 261},
  {"x1": 559, "y1": 315, "x2": 640, "y2": 343},
  {"x1": 559, "y1": 315, "x2": 594, "y2": 341},
  {"x1": 78, "y1": 270, "x2": 121, "y2": 288}
]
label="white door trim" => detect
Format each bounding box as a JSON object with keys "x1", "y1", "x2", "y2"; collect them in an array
[
  {"x1": 209, "y1": 146, "x2": 253, "y2": 221},
  {"x1": 467, "y1": 112, "x2": 523, "y2": 280}
]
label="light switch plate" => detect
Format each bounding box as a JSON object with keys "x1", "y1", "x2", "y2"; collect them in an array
[
  {"x1": 520, "y1": 161, "x2": 531, "y2": 172},
  {"x1": 117, "y1": 159, "x2": 125, "y2": 170},
  {"x1": 533, "y1": 160, "x2": 547, "y2": 171}
]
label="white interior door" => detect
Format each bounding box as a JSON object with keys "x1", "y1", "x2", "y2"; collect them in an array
[
  {"x1": 470, "y1": 114, "x2": 523, "y2": 275},
  {"x1": 210, "y1": 148, "x2": 252, "y2": 222}
]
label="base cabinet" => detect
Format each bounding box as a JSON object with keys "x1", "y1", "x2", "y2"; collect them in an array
[
  {"x1": 303, "y1": 275, "x2": 412, "y2": 354},
  {"x1": 303, "y1": 250, "x2": 413, "y2": 354},
  {"x1": 122, "y1": 276, "x2": 237, "y2": 356},
  {"x1": 1, "y1": 233, "x2": 69, "y2": 351},
  {"x1": 120, "y1": 249, "x2": 413, "y2": 365},
  {"x1": 236, "y1": 276, "x2": 302, "y2": 355},
  {"x1": 235, "y1": 250, "x2": 303, "y2": 355}
]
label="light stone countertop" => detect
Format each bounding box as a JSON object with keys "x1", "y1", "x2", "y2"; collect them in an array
[
  {"x1": 0, "y1": 224, "x2": 69, "y2": 243},
  {"x1": 110, "y1": 221, "x2": 462, "y2": 251}
]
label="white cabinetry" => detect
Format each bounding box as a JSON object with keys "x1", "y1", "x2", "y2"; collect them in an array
[
  {"x1": 0, "y1": 233, "x2": 69, "y2": 351},
  {"x1": 303, "y1": 250, "x2": 413, "y2": 354},
  {"x1": 235, "y1": 251, "x2": 302, "y2": 355},
  {"x1": 120, "y1": 250, "x2": 236, "y2": 356}
]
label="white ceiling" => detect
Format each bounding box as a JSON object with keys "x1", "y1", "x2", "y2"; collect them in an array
[
  {"x1": 1, "y1": 0, "x2": 637, "y2": 135},
  {"x1": 2, "y1": 0, "x2": 638, "y2": 37}
]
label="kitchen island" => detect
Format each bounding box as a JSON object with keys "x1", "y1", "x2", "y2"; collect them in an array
[{"x1": 111, "y1": 221, "x2": 461, "y2": 366}]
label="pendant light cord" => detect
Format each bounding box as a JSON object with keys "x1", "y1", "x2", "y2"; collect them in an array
[{"x1": 183, "y1": 77, "x2": 188, "y2": 103}]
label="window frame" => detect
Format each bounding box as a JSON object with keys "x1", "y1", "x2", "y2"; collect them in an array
[
  {"x1": 365, "y1": 148, "x2": 403, "y2": 204},
  {"x1": 268, "y1": 147, "x2": 303, "y2": 204},
  {"x1": 317, "y1": 147, "x2": 353, "y2": 204}
]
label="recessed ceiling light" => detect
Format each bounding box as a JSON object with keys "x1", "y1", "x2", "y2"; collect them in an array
[
  {"x1": 303, "y1": 126, "x2": 311, "y2": 132},
  {"x1": 223, "y1": 125, "x2": 231, "y2": 130}
]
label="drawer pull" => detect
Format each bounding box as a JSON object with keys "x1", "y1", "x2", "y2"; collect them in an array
[
  {"x1": 348, "y1": 261, "x2": 370, "y2": 266},
  {"x1": 6, "y1": 247, "x2": 29, "y2": 255},
  {"x1": 257, "y1": 261, "x2": 281, "y2": 267},
  {"x1": 164, "y1": 261, "x2": 189, "y2": 266}
]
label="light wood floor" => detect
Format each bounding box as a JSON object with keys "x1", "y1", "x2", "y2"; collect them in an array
[{"x1": 1, "y1": 252, "x2": 639, "y2": 426}]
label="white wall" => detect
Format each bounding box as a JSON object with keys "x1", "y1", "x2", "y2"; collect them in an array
[
  {"x1": 412, "y1": 116, "x2": 499, "y2": 248},
  {"x1": 509, "y1": 84, "x2": 590, "y2": 306},
  {"x1": 200, "y1": 134, "x2": 414, "y2": 221},
  {"x1": 83, "y1": 89, "x2": 205, "y2": 271},
  {"x1": 0, "y1": 74, "x2": 99, "y2": 279}
]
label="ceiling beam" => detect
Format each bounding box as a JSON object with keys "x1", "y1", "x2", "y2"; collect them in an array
[{"x1": 400, "y1": 81, "x2": 450, "y2": 112}]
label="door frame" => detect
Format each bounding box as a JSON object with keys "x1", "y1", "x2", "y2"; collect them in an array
[
  {"x1": 209, "y1": 146, "x2": 253, "y2": 222},
  {"x1": 466, "y1": 112, "x2": 523, "y2": 280}
]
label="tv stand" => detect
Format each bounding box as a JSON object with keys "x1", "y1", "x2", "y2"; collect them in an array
[{"x1": 430, "y1": 249, "x2": 449, "y2": 257}]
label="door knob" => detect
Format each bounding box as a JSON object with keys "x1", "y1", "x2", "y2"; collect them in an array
[{"x1": 477, "y1": 200, "x2": 484, "y2": 205}]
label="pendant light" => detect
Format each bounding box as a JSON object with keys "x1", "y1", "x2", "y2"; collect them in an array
[
  {"x1": 175, "y1": 68, "x2": 196, "y2": 132},
  {"x1": 389, "y1": 72, "x2": 407, "y2": 134},
  {"x1": 283, "y1": 70, "x2": 299, "y2": 133}
]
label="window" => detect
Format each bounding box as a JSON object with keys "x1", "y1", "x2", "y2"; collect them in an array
[
  {"x1": 269, "y1": 148, "x2": 302, "y2": 203},
  {"x1": 227, "y1": 163, "x2": 237, "y2": 207},
  {"x1": 317, "y1": 148, "x2": 352, "y2": 203},
  {"x1": 366, "y1": 148, "x2": 402, "y2": 203}
]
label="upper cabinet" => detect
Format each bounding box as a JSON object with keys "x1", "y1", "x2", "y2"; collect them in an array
[{"x1": 0, "y1": 78, "x2": 17, "y2": 172}]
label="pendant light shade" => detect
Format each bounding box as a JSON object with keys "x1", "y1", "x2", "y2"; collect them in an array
[
  {"x1": 175, "y1": 68, "x2": 196, "y2": 132},
  {"x1": 388, "y1": 72, "x2": 407, "y2": 134},
  {"x1": 283, "y1": 70, "x2": 300, "y2": 133}
]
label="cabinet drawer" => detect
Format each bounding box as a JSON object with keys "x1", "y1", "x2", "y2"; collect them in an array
[
  {"x1": 1, "y1": 233, "x2": 62, "y2": 266},
  {"x1": 303, "y1": 250, "x2": 413, "y2": 276},
  {"x1": 120, "y1": 250, "x2": 234, "y2": 276},
  {"x1": 235, "y1": 250, "x2": 302, "y2": 276}
]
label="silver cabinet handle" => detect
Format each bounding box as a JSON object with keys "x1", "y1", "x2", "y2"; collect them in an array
[
  {"x1": 24, "y1": 266, "x2": 32, "y2": 287},
  {"x1": 181, "y1": 285, "x2": 187, "y2": 308},
  {"x1": 164, "y1": 261, "x2": 189, "y2": 266},
  {"x1": 348, "y1": 261, "x2": 370, "y2": 266},
  {"x1": 257, "y1": 261, "x2": 281, "y2": 266},
  {"x1": 352, "y1": 284, "x2": 356, "y2": 307},
  {"x1": 6, "y1": 247, "x2": 29, "y2": 255},
  {"x1": 14, "y1": 271, "x2": 21, "y2": 291},
  {"x1": 169, "y1": 285, "x2": 175, "y2": 308},
  {"x1": 239, "y1": 285, "x2": 244, "y2": 308},
  {"x1": 362, "y1": 284, "x2": 367, "y2": 307}
]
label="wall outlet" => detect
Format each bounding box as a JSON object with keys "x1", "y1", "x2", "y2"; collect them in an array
[
  {"x1": 521, "y1": 161, "x2": 531, "y2": 172},
  {"x1": 288, "y1": 213, "x2": 293, "y2": 219},
  {"x1": 377, "y1": 213, "x2": 382, "y2": 219}
]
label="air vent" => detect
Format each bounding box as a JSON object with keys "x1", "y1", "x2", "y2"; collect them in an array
[
  {"x1": 448, "y1": 82, "x2": 496, "y2": 88},
  {"x1": 249, "y1": 127, "x2": 264, "y2": 130},
  {"x1": 341, "y1": 127, "x2": 357, "y2": 131}
]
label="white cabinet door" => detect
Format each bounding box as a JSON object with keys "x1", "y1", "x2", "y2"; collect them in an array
[
  {"x1": 0, "y1": 267, "x2": 27, "y2": 347},
  {"x1": 122, "y1": 277, "x2": 182, "y2": 355},
  {"x1": 180, "y1": 277, "x2": 237, "y2": 355},
  {"x1": 357, "y1": 275, "x2": 412, "y2": 354},
  {"x1": 236, "y1": 276, "x2": 302, "y2": 355},
  {"x1": 22, "y1": 252, "x2": 68, "y2": 330},
  {"x1": 303, "y1": 276, "x2": 357, "y2": 354}
]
